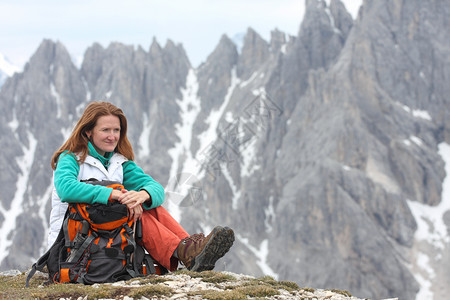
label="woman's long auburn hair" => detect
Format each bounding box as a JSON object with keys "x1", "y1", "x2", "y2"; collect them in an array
[{"x1": 51, "y1": 101, "x2": 134, "y2": 169}]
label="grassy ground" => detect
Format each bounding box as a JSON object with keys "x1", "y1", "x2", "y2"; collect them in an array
[{"x1": 0, "y1": 269, "x2": 354, "y2": 299}]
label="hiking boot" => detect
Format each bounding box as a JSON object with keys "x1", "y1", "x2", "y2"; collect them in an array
[{"x1": 177, "y1": 226, "x2": 235, "y2": 272}]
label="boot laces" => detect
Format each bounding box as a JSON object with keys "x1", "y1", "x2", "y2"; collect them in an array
[{"x1": 184, "y1": 233, "x2": 205, "y2": 244}]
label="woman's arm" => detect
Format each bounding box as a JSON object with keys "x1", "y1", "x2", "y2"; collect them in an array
[
  {"x1": 54, "y1": 153, "x2": 112, "y2": 204},
  {"x1": 122, "y1": 161, "x2": 165, "y2": 209}
]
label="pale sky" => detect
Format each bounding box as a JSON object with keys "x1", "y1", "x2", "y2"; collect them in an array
[{"x1": 0, "y1": 0, "x2": 362, "y2": 69}]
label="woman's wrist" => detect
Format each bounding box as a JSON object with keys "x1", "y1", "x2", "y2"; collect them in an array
[
  {"x1": 139, "y1": 190, "x2": 149, "y2": 200},
  {"x1": 141, "y1": 190, "x2": 152, "y2": 206},
  {"x1": 109, "y1": 189, "x2": 121, "y2": 202}
]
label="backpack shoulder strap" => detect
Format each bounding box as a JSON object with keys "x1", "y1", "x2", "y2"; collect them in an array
[
  {"x1": 25, "y1": 208, "x2": 69, "y2": 287},
  {"x1": 25, "y1": 226, "x2": 65, "y2": 287}
]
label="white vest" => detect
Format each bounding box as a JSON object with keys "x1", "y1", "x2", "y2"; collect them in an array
[{"x1": 47, "y1": 153, "x2": 128, "y2": 248}]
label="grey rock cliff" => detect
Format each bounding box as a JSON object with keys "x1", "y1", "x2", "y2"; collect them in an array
[{"x1": 0, "y1": 40, "x2": 85, "y2": 269}]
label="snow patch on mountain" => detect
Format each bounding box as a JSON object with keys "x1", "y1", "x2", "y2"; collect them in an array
[
  {"x1": 407, "y1": 142, "x2": 450, "y2": 300},
  {"x1": 50, "y1": 83, "x2": 62, "y2": 118},
  {"x1": 237, "y1": 234, "x2": 279, "y2": 280},
  {"x1": 240, "y1": 134, "x2": 259, "y2": 177},
  {"x1": 324, "y1": 1, "x2": 342, "y2": 35},
  {"x1": 0, "y1": 132, "x2": 37, "y2": 262},
  {"x1": 403, "y1": 136, "x2": 424, "y2": 147},
  {"x1": 7, "y1": 108, "x2": 19, "y2": 134},
  {"x1": 166, "y1": 68, "x2": 201, "y2": 221},
  {"x1": 240, "y1": 71, "x2": 258, "y2": 88},
  {"x1": 408, "y1": 143, "x2": 450, "y2": 248},
  {"x1": 397, "y1": 102, "x2": 432, "y2": 121},
  {"x1": 197, "y1": 68, "x2": 239, "y2": 159},
  {"x1": 138, "y1": 113, "x2": 152, "y2": 157},
  {"x1": 222, "y1": 166, "x2": 241, "y2": 210}
]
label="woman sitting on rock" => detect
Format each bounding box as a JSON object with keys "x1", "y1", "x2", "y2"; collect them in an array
[{"x1": 48, "y1": 101, "x2": 234, "y2": 272}]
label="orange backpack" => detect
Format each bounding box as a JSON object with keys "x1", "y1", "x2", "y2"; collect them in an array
[{"x1": 26, "y1": 180, "x2": 167, "y2": 286}]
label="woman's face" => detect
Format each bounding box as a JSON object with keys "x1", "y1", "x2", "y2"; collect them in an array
[{"x1": 86, "y1": 115, "x2": 121, "y2": 156}]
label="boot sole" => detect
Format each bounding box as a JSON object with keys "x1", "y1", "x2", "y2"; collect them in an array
[{"x1": 189, "y1": 226, "x2": 235, "y2": 272}]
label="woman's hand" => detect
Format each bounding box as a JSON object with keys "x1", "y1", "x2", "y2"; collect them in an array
[
  {"x1": 128, "y1": 204, "x2": 143, "y2": 222},
  {"x1": 109, "y1": 189, "x2": 126, "y2": 201},
  {"x1": 118, "y1": 190, "x2": 149, "y2": 208},
  {"x1": 118, "y1": 190, "x2": 149, "y2": 221}
]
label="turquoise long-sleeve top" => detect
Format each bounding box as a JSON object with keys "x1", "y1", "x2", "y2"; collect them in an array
[{"x1": 54, "y1": 142, "x2": 165, "y2": 210}]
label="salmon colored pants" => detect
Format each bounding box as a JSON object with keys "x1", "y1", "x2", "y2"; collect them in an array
[{"x1": 140, "y1": 206, "x2": 189, "y2": 271}]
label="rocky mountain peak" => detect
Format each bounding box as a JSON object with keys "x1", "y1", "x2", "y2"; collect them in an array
[
  {"x1": 149, "y1": 37, "x2": 163, "y2": 56},
  {"x1": 25, "y1": 39, "x2": 76, "y2": 73},
  {"x1": 164, "y1": 39, "x2": 187, "y2": 57},
  {"x1": 162, "y1": 39, "x2": 191, "y2": 73},
  {"x1": 164, "y1": 39, "x2": 177, "y2": 49},
  {"x1": 5, "y1": 39, "x2": 82, "y2": 136},
  {"x1": 190, "y1": 34, "x2": 239, "y2": 155},
  {"x1": 81, "y1": 42, "x2": 106, "y2": 92},
  {"x1": 270, "y1": 29, "x2": 287, "y2": 54},
  {"x1": 297, "y1": 0, "x2": 352, "y2": 69},
  {"x1": 237, "y1": 27, "x2": 270, "y2": 79},
  {"x1": 329, "y1": 0, "x2": 354, "y2": 37},
  {"x1": 201, "y1": 34, "x2": 238, "y2": 70},
  {"x1": 28, "y1": 39, "x2": 72, "y2": 67}
]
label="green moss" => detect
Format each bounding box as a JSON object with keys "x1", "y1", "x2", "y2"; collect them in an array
[
  {"x1": 330, "y1": 288, "x2": 352, "y2": 297},
  {"x1": 0, "y1": 271, "x2": 355, "y2": 299},
  {"x1": 28, "y1": 283, "x2": 90, "y2": 299},
  {"x1": 302, "y1": 287, "x2": 316, "y2": 293},
  {"x1": 190, "y1": 285, "x2": 279, "y2": 300},
  {"x1": 202, "y1": 273, "x2": 236, "y2": 283},
  {"x1": 130, "y1": 275, "x2": 168, "y2": 285},
  {"x1": 236, "y1": 284, "x2": 279, "y2": 297},
  {"x1": 174, "y1": 269, "x2": 199, "y2": 277},
  {"x1": 88, "y1": 286, "x2": 132, "y2": 299},
  {"x1": 277, "y1": 280, "x2": 300, "y2": 291},
  {"x1": 241, "y1": 276, "x2": 299, "y2": 293},
  {"x1": 257, "y1": 275, "x2": 278, "y2": 285},
  {"x1": 174, "y1": 270, "x2": 236, "y2": 283},
  {"x1": 27, "y1": 281, "x2": 128, "y2": 299},
  {"x1": 189, "y1": 289, "x2": 247, "y2": 300},
  {"x1": 0, "y1": 273, "x2": 131, "y2": 299},
  {"x1": 127, "y1": 284, "x2": 172, "y2": 298}
]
